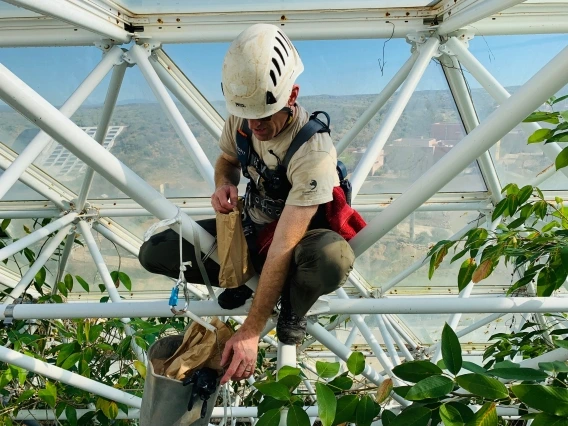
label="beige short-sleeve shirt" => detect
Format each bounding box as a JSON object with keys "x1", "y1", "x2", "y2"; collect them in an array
[{"x1": 219, "y1": 105, "x2": 339, "y2": 224}]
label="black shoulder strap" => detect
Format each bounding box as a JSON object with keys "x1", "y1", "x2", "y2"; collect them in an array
[
  {"x1": 235, "y1": 120, "x2": 252, "y2": 179},
  {"x1": 282, "y1": 111, "x2": 331, "y2": 168}
]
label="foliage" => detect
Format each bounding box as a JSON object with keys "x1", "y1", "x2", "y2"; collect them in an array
[
  {"x1": 252, "y1": 352, "x2": 381, "y2": 426},
  {"x1": 523, "y1": 96, "x2": 568, "y2": 171},
  {"x1": 427, "y1": 184, "x2": 568, "y2": 296},
  {"x1": 387, "y1": 323, "x2": 568, "y2": 426}
]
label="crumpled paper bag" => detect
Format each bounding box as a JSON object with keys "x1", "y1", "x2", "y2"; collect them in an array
[
  {"x1": 216, "y1": 198, "x2": 254, "y2": 288},
  {"x1": 152, "y1": 317, "x2": 233, "y2": 380}
]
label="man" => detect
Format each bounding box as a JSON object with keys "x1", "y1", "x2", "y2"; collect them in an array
[{"x1": 139, "y1": 24, "x2": 356, "y2": 385}]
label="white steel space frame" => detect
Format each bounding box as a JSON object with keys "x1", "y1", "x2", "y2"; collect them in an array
[{"x1": 1, "y1": 0, "x2": 568, "y2": 422}]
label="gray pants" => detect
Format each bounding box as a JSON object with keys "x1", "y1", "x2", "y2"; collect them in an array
[{"x1": 138, "y1": 218, "x2": 355, "y2": 317}]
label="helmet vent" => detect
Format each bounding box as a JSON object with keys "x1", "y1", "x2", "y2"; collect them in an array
[
  {"x1": 275, "y1": 36, "x2": 289, "y2": 57},
  {"x1": 277, "y1": 31, "x2": 292, "y2": 50},
  {"x1": 269, "y1": 70, "x2": 277, "y2": 86},
  {"x1": 266, "y1": 91, "x2": 277, "y2": 105},
  {"x1": 272, "y1": 58, "x2": 281, "y2": 76},
  {"x1": 274, "y1": 46, "x2": 285, "y2": 65}
]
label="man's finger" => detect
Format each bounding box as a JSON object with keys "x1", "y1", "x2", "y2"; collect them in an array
[
  {"x1": 229, "y1": 185, "x2": 238, "y2": 207},
  {"x1": 221, "y1": 357, "x2": 241, "y2": 385},
  {"x1": 220, "y1": 341, "x2": 233, "y2": 367}
]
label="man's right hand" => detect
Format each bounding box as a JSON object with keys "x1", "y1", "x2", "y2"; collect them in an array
[{"x1": 211, "y1": 184, "x2": 238, "y2": 214}]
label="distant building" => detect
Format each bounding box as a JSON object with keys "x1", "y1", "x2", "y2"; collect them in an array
[
  {"x1": 430, "y1": 122, "x2": 465, "y2": 142},
  {"x1": 39, "y1": 126, "x2": 125, "y2": 177}
]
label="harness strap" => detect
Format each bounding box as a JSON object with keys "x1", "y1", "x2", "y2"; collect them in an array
[{"x1": 282, "y1": 111, "x2": 330, "y2": 168}]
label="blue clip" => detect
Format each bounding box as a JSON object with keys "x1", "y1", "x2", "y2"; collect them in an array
[{"x1": 169, "y1": 286, "x2": 179, "y2": 307}]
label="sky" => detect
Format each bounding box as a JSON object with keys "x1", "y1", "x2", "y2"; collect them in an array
[{"x1": 0, "y1": 33, "x2": 566, "y2": 107}]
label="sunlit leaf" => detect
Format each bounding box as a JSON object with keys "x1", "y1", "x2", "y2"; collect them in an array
[
  {"x1": 455, "y1": 374, "x2": 508, "y2": 399},
  {"x1": 347, "y1": 351, "x2": 365, "y2": 375},
  {"x1": 376, "y1": 378, "x2": 393, "y2": 404},
  {"x1": 287, "y1": 405, "x2": 310, "y2": 426},
  {"x1": 316, "y1": 383, "x2": 337, "y2": 426},
  {"x1": 316, "y1": 361, "x2": 340, "y2": 378},
  {"x1": 392, "y1": 361, "x2": 442, "y2": 383},
  {"x1": 512, "y1": 384, "x2": 568, "y2": 416},
  {"x1": 442, "y1": 323, "x2": 462, "y2": 375}
]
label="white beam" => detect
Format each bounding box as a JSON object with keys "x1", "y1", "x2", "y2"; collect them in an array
[
  {"x1": 437, "y1": 0, "x2": 527, "y2": 35},
  {"x1": 2, "y1": 0, "x2": 130, "y2": 42},
  {"x1": 6, "y1": 296, "x2": 568, "y2": 319}
]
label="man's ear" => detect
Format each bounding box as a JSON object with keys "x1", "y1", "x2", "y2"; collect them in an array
[{"x1": 288, "y1": 84, "x2": 300, "y2": 106}]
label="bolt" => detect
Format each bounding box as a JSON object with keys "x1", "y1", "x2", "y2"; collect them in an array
[{"x1": 157, "y1": 18, "x2": 163, "y2": 23}]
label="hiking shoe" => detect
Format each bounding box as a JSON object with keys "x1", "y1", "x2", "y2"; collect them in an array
[
  {"x1": 217, "y1": 286, "x2": 253, "y2": 310},
  {"x1": 277, "y1": 295, "x2": 307, "y2": 345}
]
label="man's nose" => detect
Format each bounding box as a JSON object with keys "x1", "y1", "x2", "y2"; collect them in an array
[{"x1": 247, "y1": 119, "x2": 261, "y2": 129}]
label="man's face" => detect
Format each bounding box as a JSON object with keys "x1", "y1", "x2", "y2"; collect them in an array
[{"x1": 246, "y1": 110, "x2": 290, "y2": 141}]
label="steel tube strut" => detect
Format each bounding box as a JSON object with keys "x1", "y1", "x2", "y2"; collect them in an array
[
  {"x1": 437, "y1": 0, "x2": 527, "y2": 35},
  {"x1": 335, "y1": 51, "x2": 419, "y2": 156},
  {"x1": 3, "y1": 0, "x2": 131, "y2": 43},
  {"x1": 2, "y1": 225, "x2": 72, "y2": 303},
  {"x1": 0, "y1": 212, "x2": 77, "y2": 263},
  {"x1": 0, "y1": 46, "x2": 123, "y2": 202},
  {"x1": 8, "y1": 297, "x2": 568, "y2": 319},
  {"x1": 128, "y1": 44, "x2": 215, "y2": 189},
  {"x1": 349, "y1": 42, "x2": 568, "y2": 257},
  {"x1": 150, "y1": 52, "x2": 223, "y2": 140},
  {"x1": 77, "y1": 62, "x2": 128, "y2": 210},
  {"x1": 350, "y1": 36, "x2": 440, "y2": 200},
  {"x1": 0, "y1": 345, "x2": 142, "y2": 408}
]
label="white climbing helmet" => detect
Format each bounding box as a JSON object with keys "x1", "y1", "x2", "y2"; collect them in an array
[{"x1": 221, "y1": 24, "x2": 304, "y2": 119}]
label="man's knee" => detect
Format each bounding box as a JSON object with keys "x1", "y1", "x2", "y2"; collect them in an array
[
  {"x1": 294, "y1": 229, "x2": 355, "y2": 290},
  {"x1": 138, "y1": 229, "x2": 178, "y2": 275}
]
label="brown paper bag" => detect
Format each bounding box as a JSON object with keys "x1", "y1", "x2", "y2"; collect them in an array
[
  {"x1": 154, "y1": 317, "x2": 233, "y2": 381},
  {"x1": 216, "y1": 198, "x2": 254, "y2": 288}
]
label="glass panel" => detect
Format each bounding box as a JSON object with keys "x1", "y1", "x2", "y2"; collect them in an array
[
  {"x1": 466, "y1": 34, "x2": 568, "y2": 190},
  {"x1": 116, "y1": 0, "x2": 433, "y2": 14},
  {"x1": 354, "y1": 210, "x2": 516, "y2": 294},
  {"x1": 0, "y1": 170, "x2": 47, "y2": 201}
]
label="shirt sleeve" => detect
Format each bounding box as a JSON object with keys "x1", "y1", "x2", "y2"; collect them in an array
[
  {"x1": 219, "y1": 115, "x2": 239, "y2": 158},
  {"x1": 285, "y1": 144, "x2": 337, "y2": 207}
]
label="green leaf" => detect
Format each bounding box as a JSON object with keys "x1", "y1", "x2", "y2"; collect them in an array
[
  {"x1": 133, "y1": 360, "x2": 146, "y2": 379},
  {"x1": 561, "y1": 246, "x2": 568, "y2": 270},
  {"x1": 56, "y1": 281, "x2": 68, "y2": 297},
  {"x1": 328, "y1": 375, "x2": 353, "y2": 392},
  {"x1": 35, "y1": 267, "x2": 46, "y2": 286},
  {"x1": 254, "y1": 382, "x2": 291, "y2": 401},
  {"x1": 523, "y1": 111, "x2": 559, "y2": 123},
  {"x1": 457, "y1": 258, "x2": 476, "y2": 292},
  {"x1": 61, "y1": 352, "x2": 82, "y2": 370},
  {"x1": 528, "y1": 128, "x2": 553, "y2": 143},
  {"x1": 347, "y1": 351, "x2": 365, "y2": 375},
  {"x1": 55, "y1": 343, "x2": 75, "y2": 367},
  {"x1": 381, "y1": 409, "x2": 397, "y2": 426},
  {"x1": 75, "y1": 275, "x2": 90, "y2": 292},
  {"x1": 316, "y1": 361, "x2": 340, "y2": 378},
  {"x1": 539, "y1": 361, "x2": 568, "y2": 373},
  {"x1": 392, "y1": 360, "x2": 443, "y2": 383},
  {"x1": 442, "y1": 323, "x2": 463, "y2": 375},
  {"x1": 258, "y1": 397, "x2": 286, "y2": 416},
  {"x1": 488, "y1": 367, "x2": 548, "y2": 381},
  {"x1": 465, "y1": 402, "x2": 497, "y2": 426},
  {"x1": 355, "y1": 395, "x2": 381, "y2": 426},
  {"x1": 462, "y1": 361, "x2": 487, "y2": 374},
  {"x1": 375, "y1": 378, "x2": 393, "y2": 404},
  {"x1": 64, "y1": 273, "x2": 73, "y2": 290},
  {"x1": 277, "y1": 366, "x2": 301, "y2": 380},
  {"x1": 1, "y1": 218, "x2": 10, "y2": 231},
  {"x1": 65, "y1": 406, "x2": 78, "y2": 426},
  {"x1": 556, "y1": 146, "x2": 568, "y2": 171},
  {"x1": 547, "y1": 131, "x2": 568, "y2": 143},
  {"x1": 332, "y1": 395, "x2": 358, "y2": 426},
  {"x1": 16, "y1": 389, "x2": 35, "y2": 405},
  {"x1": 56, "y1": 402, "x2": 65, "y2": 419},
  {"x1": 278, "y1": 375, "x2": 302, "y2": 391},
  {"x1": 531, "y1": 413, "x2": 568, "y2": 426},
  {"x1": 88, "y1": 324, "x2": 103, "y2": 342},
  {"x1": 512, "y1": 384, "x2": 568, "y2": 416},
  {"x1": 38, "y1": 381, "x2": 57, "y2": 408},
  {"x1": 316, "y1": 383, "x2": 337, "y2": 426},
  {"x1": 287, "y1": 405, "x2": 310, "y2": 426},
  {"x1": 455, "y1": 373, "x2": 508, "y2": 399},
  {"x1": 492, "y1": 198, "x2": 509, "y2": 222},
  {"x1": 472, "y1": 259, "x2": 494, "y2": 283},
  {"x1": 118, "y1": 271, "x2": 132, "y2": 291},
  {"x1": 552, "y1": 94, "x2": 568, "y2": 105},
  {"x1": 440, "y1": 402, "x2": 474, "y2": 426},
  {"x1": 390, "y1": 406, "x2": 431, "y2": 426},
  {"x1": 257, "y1": 409, "x2": 282, "y2": 426},
  {"x1": 537, "y1": 267, "x2": 557, "y2": 297},
  {"x1": 405, "y1": 375, "x2": 454, "y2": 401}
]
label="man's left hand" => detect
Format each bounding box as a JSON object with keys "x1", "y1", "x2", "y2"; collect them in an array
[{"x1": 220, "y1": 328, "x2": 259, "y2": 384}]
